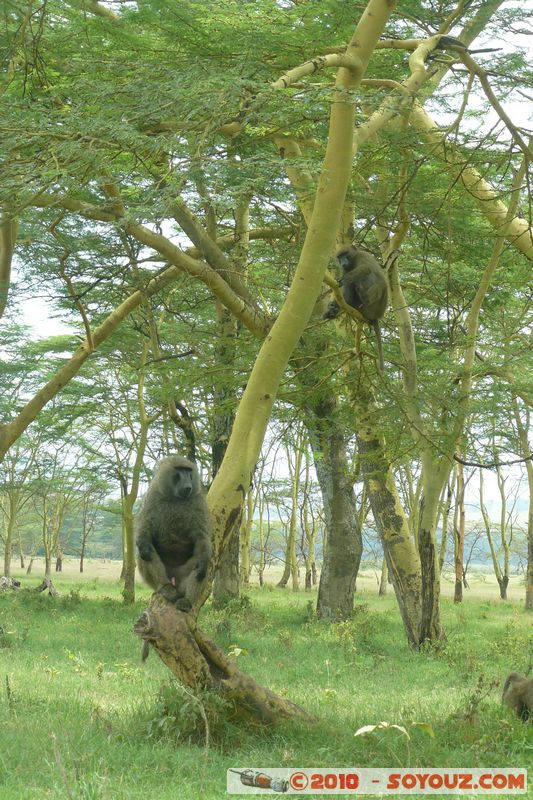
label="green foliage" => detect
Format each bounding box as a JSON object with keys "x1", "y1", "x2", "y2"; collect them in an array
[
  {"x1": 448, "y1": 674, "x2": 499, "y2": 728},
  {"x1": 60, "y1": 588, "x2": 83, "y2": 607},
  {"x1": 212, "y1": 593, "x2": 252, "y2": 614},
  {"x1": 332, "y1": 602, "x2": 384, "y2": 655},
  {"x1": 144, "y1": 681, "x2": 236, "y2": 747},
  {"x1": 0, "y1": 0, "x2": 530, "y2": 522},
  {"x1": 0, "y1": 623, "x2": 15, "y2": 649},
  {"x1": 493, "y1": 622, "x2": 533, "y2": 667}
]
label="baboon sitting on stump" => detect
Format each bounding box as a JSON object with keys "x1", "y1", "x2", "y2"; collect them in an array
[{"x1": 136, "y1": 455, "x2": 212, "y2": 611}]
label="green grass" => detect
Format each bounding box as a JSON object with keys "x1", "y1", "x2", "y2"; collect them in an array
[{"x1": 0, "y1": 571, "x2": 531, "y2": 799}]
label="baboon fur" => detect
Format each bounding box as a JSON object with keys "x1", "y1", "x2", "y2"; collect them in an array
[
  {"x1": 136, "y1": 456, "x2": 212, "y2": 611},
  {"x1": 324, "y1": 245, "x2": 388, "y2": 370},
  {"x1": 502, "y1": 672, "x2": 533, "y2": 722}
]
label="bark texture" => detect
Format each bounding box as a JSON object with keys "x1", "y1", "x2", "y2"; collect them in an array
[
  {"x1": 212, "y1": 526, "x2": 240, "y2": 603},
  {"x1": 312, "y1": 416, "x2": 361, "y2": 619},
  {"x1": 134, "y1": 595, "x2": 314, "y2": 724}
]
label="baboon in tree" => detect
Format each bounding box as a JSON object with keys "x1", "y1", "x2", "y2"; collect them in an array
[{"x1": 324, "y1": 245, "x2": 388, "y2": 371}]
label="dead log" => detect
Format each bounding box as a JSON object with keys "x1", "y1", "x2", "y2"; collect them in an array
[
  {"x1": 32, "y1": 577, "x2": 59, "y2": 597},
  {"x1": 134, "y1": 594, "x2": 314, "y2": 725},
  {"x1": 0, "y1": 577, "x2": 21, "y2": 591}
]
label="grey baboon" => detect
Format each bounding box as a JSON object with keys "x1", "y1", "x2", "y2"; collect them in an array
[
  {"x1": 136, "y1": 455, "x2": 212, "y2": 612},
  {"x1": 502, "y1": 672, "x2": 533, "y2": 722},
  {"x1": 324, "y1": 245, "x2": 388, "y2": 371}
]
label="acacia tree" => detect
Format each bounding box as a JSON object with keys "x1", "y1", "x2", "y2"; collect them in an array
[
  {"x1": 77, "y1": 472, "x2": 109, "y2": 573},
  {"x1": 318, "y1": 3, "x2": 532, "y2": 640},
  {"x1": 0, "y1": 0, "x2": 531, "y2": 681},
  {"x1": 33, "y1": 447, "x2": 80, "y2": 577},
  {"x1": 277, "y1": 430, "x2": 305, "y2": 590},
  {"x1": 0, "y1": 436, "x2": 40, "y2": 576},
  {"x1": 301, "y1": 448, "x2": 319, "y2": 591},
  {"x1": 81, "y1": 337, "x2": 161, "y2": 601},
  {"x1": 512, "y1": 401, "x2": 533, "y2": 609}
]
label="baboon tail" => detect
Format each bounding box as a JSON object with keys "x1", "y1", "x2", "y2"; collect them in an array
[
  {"x1": 372, "y1": 320, "x2": 385, "y2": 372},
  {"x1": 140, "y1": 640, "x2": 150, "y2": 663}
]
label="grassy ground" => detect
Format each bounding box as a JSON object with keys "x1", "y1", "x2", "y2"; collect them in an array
[
  {"x1": 0, "y1": 564, "x2": 531, "y2": 799},
  {"x1": 13, "y1": 557, "x2": 528, "y2": 601}
]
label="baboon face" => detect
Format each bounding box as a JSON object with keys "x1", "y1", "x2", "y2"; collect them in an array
[
  {"x1": 156, "y1": 456, "x2": 198, "y2": 500},
  {"x1": 168, "y1": 465, "x2": 194, "y2": 500},
  {"x1": 337, "y1": 249, "x2": 354, "y2": 271}
]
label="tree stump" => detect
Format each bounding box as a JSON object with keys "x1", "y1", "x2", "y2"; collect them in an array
[
  {"x1": 134, "y1": 594, "x2": 314, "y2": 725},
  {"x1": 32, "y1": 577, "x2": 59, "y2": 597}
]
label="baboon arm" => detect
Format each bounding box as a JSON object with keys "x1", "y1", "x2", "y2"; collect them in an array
[
  {"x1": 137, "y1": 546, "x2": 166, "y2": 587},
  {"x1": 343, "y1": 282, "x2": 361, "y2": 309}
]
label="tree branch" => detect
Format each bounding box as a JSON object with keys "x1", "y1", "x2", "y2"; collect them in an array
[
  {"x1": 0, "y1": 213, "x2": 18, "y2": 320},
  {"x1": 454, "y1": 453, "x2": 533, "y2": 469}
]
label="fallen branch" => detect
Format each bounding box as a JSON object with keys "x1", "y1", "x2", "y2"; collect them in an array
[
  {"x1": 32, "y1": 577, "x2": 59, "y2": 597},
  {"x1": 134, "y1": 594, "x2": 314, "y2": 725}
]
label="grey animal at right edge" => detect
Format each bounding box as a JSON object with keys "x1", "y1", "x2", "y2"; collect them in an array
[
  {"x1": 324, "y1": 245, "x2": 389, "y2": 371},
  {"x1": 502, "y1": 672, "x2": 533, "y2": 722}
]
